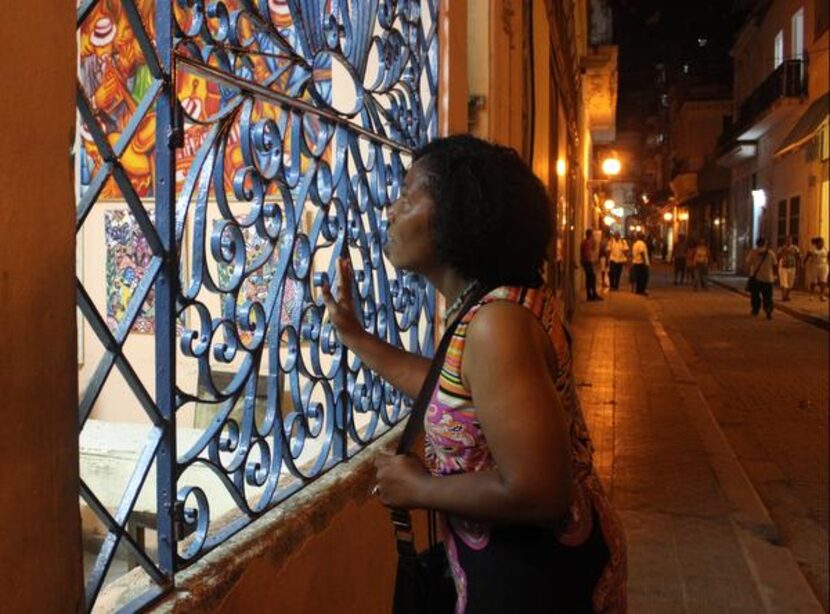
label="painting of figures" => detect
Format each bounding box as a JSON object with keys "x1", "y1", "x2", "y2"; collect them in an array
[
  {"x1": 216, "y1": 228, "x2": 304, "y2": 344},
  {"x1": 105, "y1": 209, "x2": 155, "y2": 333}
]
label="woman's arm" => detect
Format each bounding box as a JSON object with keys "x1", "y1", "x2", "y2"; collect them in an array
[
  {"x1": 322, "y1": 257, "x2": 430, "y2": 398},
  {"x1": 375, "y1": 302, "x2": 572, "y2": 525}
]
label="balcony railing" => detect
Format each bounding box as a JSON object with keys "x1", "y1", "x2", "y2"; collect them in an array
[{"x1": 718, "y1": 59, "x2": 807, "y2": 147}]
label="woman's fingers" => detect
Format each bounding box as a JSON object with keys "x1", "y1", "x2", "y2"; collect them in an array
[{"x1": 336, "y1": 257, "x2": 355, "y2": 306}]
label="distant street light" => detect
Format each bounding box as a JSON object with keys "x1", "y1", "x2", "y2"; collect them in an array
[
  {"x1": 603, "y1": 215, "x2": 616, "y2": 226},
  {"x1": 601, "y1": 156, "x2": 622, "y2": 177},
  {"x1": 612, "y1": 207, "x2": 625, "y2": 217},
  {"x1": 604, "y1": 199, "x2": 616, "y2": 211},
  {"x1": 556, "y1": 159, "x2": 567, "y2": 177},
  {"x1": 663, "y1": 212, "x2": 673, "y2": 221},
  {"x1": 677, "y1": 211, "x2": 689, "y2": 221},
  {"x1": 713, "y1": 218, "x2": 721, "y2": 226}
]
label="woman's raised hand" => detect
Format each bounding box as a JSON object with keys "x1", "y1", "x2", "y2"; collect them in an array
[{"x1": 321, "y1": 256, "x2": 365, "y2": 346}]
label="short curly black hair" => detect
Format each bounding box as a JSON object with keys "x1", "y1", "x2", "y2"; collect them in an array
[{"x1": 412, "y1": 134, "x2": 552, "y2": 288}]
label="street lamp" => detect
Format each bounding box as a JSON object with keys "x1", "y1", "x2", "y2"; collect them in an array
[
  {"x1": 601, "y1": 156, "x2": 621, "y2": 177},
  {"x1": 603, "y1": 199, "x2": 615, "y2": 211},
  {"x1": 663, "y1": 212, "x2": 673, "y2": 222},
  {"x1": 603, "y1": 215, "x2": 616, "y2": 226}
]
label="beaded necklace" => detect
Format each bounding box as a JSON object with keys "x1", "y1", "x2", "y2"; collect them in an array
[{"x1": 443, "y1": 280, "x2": 480, "y2": 326}]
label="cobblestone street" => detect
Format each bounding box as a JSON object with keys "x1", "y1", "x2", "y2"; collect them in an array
[{"x1": 572, "y1": 264, "x2": 828, "y2": 612}]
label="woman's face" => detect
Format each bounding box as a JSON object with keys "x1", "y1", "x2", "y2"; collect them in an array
[{"x1": 383, "y1": 160, "x2": 439, "y2": 273}]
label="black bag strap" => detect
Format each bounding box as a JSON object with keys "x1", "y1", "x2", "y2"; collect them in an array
[
  {"x1": 750, "y1": 248, "x2": 769, "y2": 279},
  {"x1": 390, "y1": 284, "x2": 487, "y2": 558}
]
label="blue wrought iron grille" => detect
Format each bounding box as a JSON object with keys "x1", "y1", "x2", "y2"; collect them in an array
[{"x1": 75, "y1": 0, "x2": 439, "y2": 609}]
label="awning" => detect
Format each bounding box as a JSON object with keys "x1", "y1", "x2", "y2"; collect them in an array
[
  {"x1": 774, "y1": 92, "x2": 829, "y2": 158},
  {"x1": 676, "y1": 189, "x2": 729, "y2": 208}
]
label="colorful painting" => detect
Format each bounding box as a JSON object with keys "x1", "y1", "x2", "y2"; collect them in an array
[
  {"x1": 105, "y1": 209, "x2": 156, "y2": 333},
  {"x1": 77, "y1": 0, "x2": 326, "y2": 199},
  {"x1": 216, "y1": 228, "x2": 303, "y2": 343}
]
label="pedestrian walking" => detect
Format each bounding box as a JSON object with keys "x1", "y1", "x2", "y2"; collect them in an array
[
  {"x1": 746, "y1": 237, "x2": 777, "y2": 319},
  {"x1": 671, "y1": 233, "x2": 688, "y2": 284},
  {"x1": 322, "y1": 134, "x2": 626, "y2": 612},
  {"x1": 804, "y1": 236, "x2": 829, "y2": 301},
  {"x1": 693, "y1": 241, "x2": 711, "y2": 291},
  {"x1": 599, "y1": 232, "x2": 610, "y2": 292},
  {"x1": 632, "y1": 233, "x2": 650, "y2": 295},
  {"x1": 685, "y1": 239, "x2": 697, "y2": 286},
  {"x1": 607, "y1": 231, "x2": 629, "y2": 291},
  {"x1": 580, "y1": 229, "x2": 603, "y2": 301},
  {"x1": 776, "y1": 235, "x2": 799, "y2": 302}
]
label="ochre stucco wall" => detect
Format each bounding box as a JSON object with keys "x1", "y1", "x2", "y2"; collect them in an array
[
  {"x1": 0, "y1": 0, "x2": 83, "y2": 609},
  {"x1": 216, "y1": 494, "x2": 422, "y2": 614}
]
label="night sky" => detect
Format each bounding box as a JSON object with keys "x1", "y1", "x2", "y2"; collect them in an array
[{"x1": 613, "y1": 0, "x2": 748, "y2": 130}]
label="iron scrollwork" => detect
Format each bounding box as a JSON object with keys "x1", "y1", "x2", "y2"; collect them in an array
[
  {"x1": 171, "y1": 0, "x2": 440, "y2": 564},
  {"x1": 75, "y1": 0, "x2": 439, "y2": 608}
]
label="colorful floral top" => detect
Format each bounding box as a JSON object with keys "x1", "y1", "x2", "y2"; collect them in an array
[{"x1": 424, "y1": 286, "x2": 626, "y2": 613}]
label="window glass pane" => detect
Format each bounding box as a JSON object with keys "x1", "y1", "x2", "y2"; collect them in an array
[
  {"x1": 789, "y1": 196, "x2": 800, "y2": 244},
  {"x1": 791, "y1": 8, "x2": 804, "y2": 60},
  {"x1": 778, "y1": 200, "x2": 788, "y2": 245},
  {"x1": 774, "y1": 30, "x2": 784, "y2": 68}
]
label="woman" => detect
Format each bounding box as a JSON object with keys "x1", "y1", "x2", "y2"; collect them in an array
[
  {"x1": 322, "y1": 135, "x2": 626, "y2": 612},
  {"x1": 746, "y1": 237, "x2": 777, "y2": 319},
  {"x1": 599, "y1": 232, "x2": 610, "y2": 291},
  {"x1": 607, "y1": 231, "x2": 629, "y2": 291},
  {"x1": 693, "y1": 240, "x2": 711, "y2": 291},
  {"x1": 804, "y1": 237, "x2": 829, "y2": 302},
  {"x1": 776, "y1": 235, "x2": 799, "y2": 302},
  {"x1": 685, "y1": 238, "x2": 697, "y2": 286}
]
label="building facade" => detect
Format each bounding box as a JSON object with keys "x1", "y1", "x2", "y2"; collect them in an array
[{"x1": 717, "y1": 0, "x2": 829, "y2": 273}]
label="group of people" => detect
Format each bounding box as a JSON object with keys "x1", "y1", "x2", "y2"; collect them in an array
[
  {"x1": 580, "y1": 230, "x2": 652, "y2": 299},
  {"x1": 669, "y1": 234, "x2": 713, "y2": 290},
  {"x1": 745, "y1": 235, "x2": 829, "y2": 319}
]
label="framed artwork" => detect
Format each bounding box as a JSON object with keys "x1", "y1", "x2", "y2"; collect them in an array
[
  {"x1": 215, "y1": 226, "x2": 304, "y2": 345},
  {"x1": 105, "y1": 208, "x2": 156, "y2": 333},
  {"x1": 105, "y1": 207, "x2": 188, "y2": 335},
  {"x1": 77, "y1": 226, "x2": 84, "y2": 366}
]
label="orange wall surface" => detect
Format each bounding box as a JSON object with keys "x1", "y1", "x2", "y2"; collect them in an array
[
  {"x1": 216, "y1": 496, "x2": 425, "y2": 613},
  {"x1": 0, "y1": 0, "x2": 83, "y2": 609}
]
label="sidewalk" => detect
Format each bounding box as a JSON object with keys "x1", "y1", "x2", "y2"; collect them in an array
[
  {"x1": 709, "y1": 272, "x2": 830, "y2": 329},
  {"x1": 571, "y1": 280, "x2": 825, "y2": 612}
]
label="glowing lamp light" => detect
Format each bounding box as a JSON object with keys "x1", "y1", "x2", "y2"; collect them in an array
[
  {"x1": 603, "y1": 199, "x2": 616, "y2": 211},
  {"x1": 641, "y1": 194, "x2": 649, "y2": 204},
  {"x1": 556, "y1": 159, "x2": 567, "y2": 177},
  {"x1": 601, "y1": 157, "x2": 621, "y2": 177},
  {"x1": 612, "y1": 207, "x2": 625, "y2": 217},
  {"x1": 713, "y1": 218, "x2": 721, "y2": 226},
  {"x1": 677, "y1": 211, "x2": 689, "y2": 221},
  {"x1": 663, "y1": 212, "x2": 674, "y2": 222},
  {"x1": 603, "y1": 215, "x2": 616, "y2": 226},
  {"x1": 634, "y1": 224, "x2": 643, "y2": 232},
  {"x1": 751, "y1": 189, "x2": 767, "y2": 209}
]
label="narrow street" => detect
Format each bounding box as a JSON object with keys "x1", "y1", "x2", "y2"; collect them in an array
[{"x1": 572, "y1": 264, "x2": 828, "y2": 612}]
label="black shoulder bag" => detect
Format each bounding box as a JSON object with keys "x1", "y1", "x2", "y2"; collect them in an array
[{"x1": 390, "y1": 286, "x2": 486, "y2": 614}]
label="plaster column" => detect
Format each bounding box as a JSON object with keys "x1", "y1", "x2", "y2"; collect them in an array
[{"x1": 0, "y1": 1, "x2": 83, "y2": 609}]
